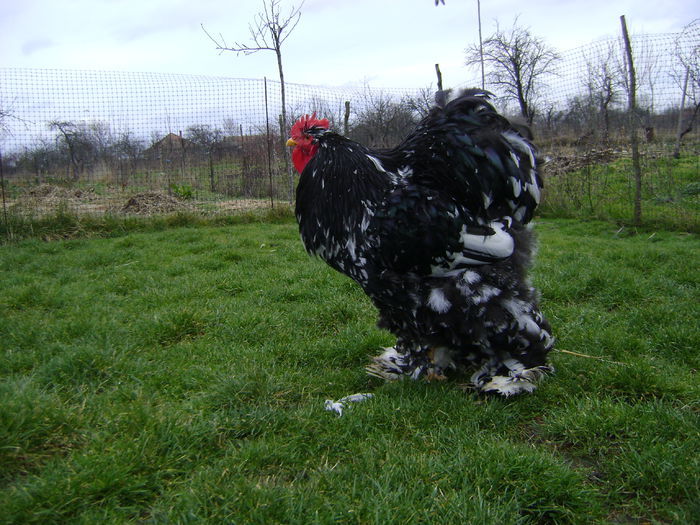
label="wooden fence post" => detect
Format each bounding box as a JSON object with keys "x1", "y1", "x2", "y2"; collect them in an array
[
  {"x1": 620, "y1": 15, "x2": 643, "y2": 227},
  {"x1": 344, "y1": 101, "x2": 350, "y2": 137}
]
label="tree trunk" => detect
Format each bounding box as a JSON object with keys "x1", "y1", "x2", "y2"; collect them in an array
[
  {"x1": 673, "y1": 67, "x2": 690, "y2": 159},
  {"x1": 518, "y1": 91, "x2": 530, "y2": 124},
  {"x1": 275, "y1": 48, "x2": 294, "y2": 204},
  {"x1": 0, "y1": 149, "x2": 8, "y2": 233},
  {"x1": 208, "y1": 152, "x2": 215, "y2": 193}
]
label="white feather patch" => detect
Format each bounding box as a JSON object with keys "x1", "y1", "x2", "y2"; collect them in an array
[
  {"x1": 510, "y1": 176, "x2": 522, "y2": 198},
  {"x1": 366, "y1": 155, "x2": 386, "y2": 173},
  {"x1": 459, "y1": 222, "x2": 514, "y2": 260},
  {"x1": 502, "y1": 130, "x2": 535, "y2": 168},
  {"x1": 397, "y1": 166, "x2": 413, "y2": 178},
  {"x1": 480, "y1": 375, "x2": 537, "y2": 396},
  {"x1": 427, "y1": 288, "x2": 451, "y2": 313},
  {"x1": 525, "y1": 175, "x2": 541, "y2": 204},
  {"x1": 462, "y1": 271, "x2": 481, "y2": 284},
  {"x1": 346, "y1": 236, "x2": 357, "y2": 260},
  {"x1": 472, "y1": 284, "x2": 500, "y2": 304},
  {"x1": 502, "y1": 298, "x2": 541, "y2": 336}
]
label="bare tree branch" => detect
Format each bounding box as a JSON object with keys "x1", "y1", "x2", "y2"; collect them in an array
[
  {"x1": 202, "y1": 0, "x2": 304, "y2": 203},
  {"x1": 465, "y1": 18, "x2": 559, "y2": 124},
  {"x1": 582, "y1": 42, "x2": 623, "y2": 143},
  {"x1": 0, "y1": 97, "x2": 30, "y2": 138},
  {"x1": 202, "y1": 0, "x2": 302, "y2": 56}
]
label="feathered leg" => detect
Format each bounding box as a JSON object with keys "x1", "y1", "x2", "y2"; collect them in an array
[
  {"x1": 470, "y1": 302, "x2": 555, "y2": 396},
  {"x1": 471, "y1": 356, "x2": 553, "y2": 396},
  {"x1": 366, "y1": 343, "x2": 459, "y2": 382},
  {"x1": 366, "y1": 341, "x2": 429, "y2": 380}
]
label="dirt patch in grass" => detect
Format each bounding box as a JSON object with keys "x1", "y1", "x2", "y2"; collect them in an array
[
  {"x1": 213, "y1": 198, "x2": 277, "y2": 212},
  {"x1": 544, "y1": 148, "x2": 620, "y2": 177},
  {"x1": 10, "y1": 184, "x2": 113, "y2": 215},
  {"x1": 7, "y1": 183, "x2": 277, "y2": 219},
  {"x1": 120, "y1": 191, "x2": 193, "y2": 215},
  {"x1": 22, "y1": 184, "x2": 99, "y2": 205}
]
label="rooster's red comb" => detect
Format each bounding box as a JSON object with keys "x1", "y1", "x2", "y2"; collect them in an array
[{"x1": 290, "y1": 113, "x2": 330, "y2": 138}]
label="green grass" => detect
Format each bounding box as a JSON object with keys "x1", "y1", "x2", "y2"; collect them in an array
[
  {"x1": 0, "y1": 206, "x2": 295, "y2": 243},
  {"x1": 1, "y1": 218, "x2": 698, "y2": 524}
]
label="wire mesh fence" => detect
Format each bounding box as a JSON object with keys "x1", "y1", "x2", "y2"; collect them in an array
[
  {"x1": 0, "y1": 71, "x2": 420, "y2": 221},
  {"x1": 528, "y1": 24, "x2": 700, "y2": 231},
  {"x1": 0, "y1": 23, "x2": 698, "y2": 235}
]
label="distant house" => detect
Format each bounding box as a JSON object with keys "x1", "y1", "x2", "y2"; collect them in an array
[
  {"x1": 142, "y1": 132, "x2": 274, "y2": 169},
  {"x1": 144, "y1": 133, "x2": 194, "y2": 164},
  {"x1": 218, "y1": 135, "x2": 244, "y2": 153}
]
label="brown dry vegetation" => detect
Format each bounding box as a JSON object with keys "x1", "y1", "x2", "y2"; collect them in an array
[{"x1": 5, "y1": 184, "x2": 274, "y2": 218}]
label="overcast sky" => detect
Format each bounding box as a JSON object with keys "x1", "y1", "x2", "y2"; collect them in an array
[{"x1": 1, "y1": 0, "x2": 696, "y2": 89}]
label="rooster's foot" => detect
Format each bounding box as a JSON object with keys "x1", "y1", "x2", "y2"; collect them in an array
[{"x1": 474, "y1": 364, "x2": 553, "y2": 397}]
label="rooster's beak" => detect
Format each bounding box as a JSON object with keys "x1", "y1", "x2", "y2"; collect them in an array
[{"x1": 286, "y1": 138, "x2": 297, "y2": 147}]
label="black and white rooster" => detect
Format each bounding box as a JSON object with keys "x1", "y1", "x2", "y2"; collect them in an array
[{"x1": 286, "y1": 90, "x2": 554, "y2": 396}]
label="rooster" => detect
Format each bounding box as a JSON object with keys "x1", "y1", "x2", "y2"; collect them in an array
[{"x1": 286, "y1": 90, "x2": 554, "y2": 395}]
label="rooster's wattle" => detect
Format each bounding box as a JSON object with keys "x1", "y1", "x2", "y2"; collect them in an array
[{"x1": 287, "y1": 90, "x2": 554, "y2": 395}]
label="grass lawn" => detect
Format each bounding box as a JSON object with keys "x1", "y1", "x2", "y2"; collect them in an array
[{"x1": 1, "y1": 218, "x2": 698, "y2": 524}]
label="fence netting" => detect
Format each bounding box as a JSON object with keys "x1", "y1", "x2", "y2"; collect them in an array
[{"x1": 0, "y1": 24, "x2": 698, "y2": 232}]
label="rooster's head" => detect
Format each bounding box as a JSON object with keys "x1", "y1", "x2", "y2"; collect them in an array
[{"x1": 286, "y1": 113, "x2": 330, "y2": 173}]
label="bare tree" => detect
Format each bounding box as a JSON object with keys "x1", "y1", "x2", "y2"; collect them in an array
[
  {"x1": 186, "y1": 124, "x2": 224, "y2": 192},
  {"x1": 673, "y1": 19, "x2": 700, "y2": 156},
  {"x1": 402, "y1": 86, "x2": 438, "y2": 119},
  {"x1": 636, "y1": 41, "x2": 663, "y2": 118},
  {"x1": 0, "y1": 106, "x2": 16, "y2": 138},
  {"x1": 0, "y1": 100, "x2": 19, "y2": 225},
  {"x1": 203, "y1": 0, "x2": 303, "y2": 202},
  {"x1": 677, "y1": 19, "x2": 700, "y2": 92},
  {"x1": 584, "y1": 42, "x2": 622, "y2": 144},
  {"x1": 222, "y1": 118, "x2": 241, "y2": 137},
  {"x1": 465, "y1": 19, "x2": 559, "y2": 124},
  {"x1": 350, "y1": 87, "x2": 418, "y2": 148},
  {"x1": 289, "y1": 95, "x2": 345, "y2": 133},
  {"x1": 49, "y1": 121, "x2": 88, "y2": 180},
  {"x1": 535, "y1": 100, "x2": 561, "y2": 137},
  {"x1": 113, "y1": 130, "x2": 144, "y2": 188},
  {"x1": 0, "y1": 97, "x2": 30, "y2": 144}
]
